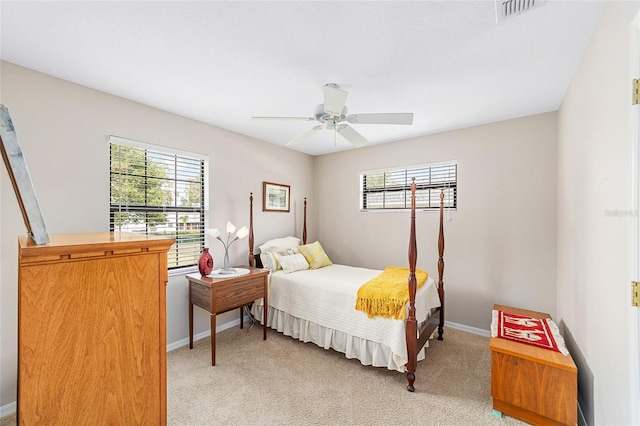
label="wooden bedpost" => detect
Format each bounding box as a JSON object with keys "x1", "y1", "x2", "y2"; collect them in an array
[
  {"x1": 249, "y1": 192, "x2": 255, "y2": 267},
  {"x1": 302, "y1": 197, "x2": 307, "y2": 245},
  {"x1": 437, "y1": 189, "x2": 445, "y2": 340},
  {"x1": 405, "y1": 178, "x2": 418, "y2": 392}
]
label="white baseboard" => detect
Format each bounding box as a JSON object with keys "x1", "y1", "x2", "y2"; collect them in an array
[
  {"x1": 166, "y1": 315, "x2": 246, "y2": 352},
  {"x1": 1, "y1": 401, "x2": 16, "y2": 418},
  {"x1": 445, "y1": 320, "x2": 491, "y2": 337}
]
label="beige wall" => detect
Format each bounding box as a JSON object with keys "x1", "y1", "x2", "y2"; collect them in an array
[
  {"x1": 0, "y1": 61, "x2": 315, "y2": 408},
  {"x1": 557, "y1": 2, "x2": 640, "y2": 425},
  {"x1": 315, "y1": 112, "x2": 558, "y2": 331}
]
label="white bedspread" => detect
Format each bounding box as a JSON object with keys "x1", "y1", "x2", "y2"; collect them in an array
[{"x1": 253, "y1": 264, "x2": 440, "y2": 371}]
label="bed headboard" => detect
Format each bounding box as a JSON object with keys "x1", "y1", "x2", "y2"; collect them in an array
[{"x1": 249, "y1": 194, "x2": 307, "y2": 269}]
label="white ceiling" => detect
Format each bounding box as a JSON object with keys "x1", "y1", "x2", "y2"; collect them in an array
[{"x1": 0, "y1": 1, "x2": 605, "y2": 156}]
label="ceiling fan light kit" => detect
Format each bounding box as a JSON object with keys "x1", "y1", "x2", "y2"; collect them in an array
[{"x1": 252, "y1": 83, "x2": 414, "y2": 148}]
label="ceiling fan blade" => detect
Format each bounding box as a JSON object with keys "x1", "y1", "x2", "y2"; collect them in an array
[
  {"x1": 251, "y1": 116, "x2": 314, "y2": 121},
  {"x1": 346, "y1": 113, "x2": 414, "y2": 125},
  {"x1": 337, "y1": 124, "x2": 369, "y2": 148},
  {"x1": 286, "y1": 125, "x2": 323, "y2": 146},
  {"x1": 324, "y1": 84, "x2": 348, "y2": 116}
]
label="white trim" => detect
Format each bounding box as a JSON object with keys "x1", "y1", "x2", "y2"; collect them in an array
[
  {"x1": 0, "y1": 401, "x2": 16, "y2": 418},
  {"x1": 166, "y1": 315, "x2": 248, "y2": 352},
  {"x1": 360, "y1": 159, "x2": 458, "y2": 176},
  {"x1": 630, "y1": 10, "x2": 640, "y2": 426},
  {"x1": 168, "y1": 265, "x2": 198, "y2": 277},
  {"x1": 445, "y1": 320, "x2": 490, "y2": 337}
]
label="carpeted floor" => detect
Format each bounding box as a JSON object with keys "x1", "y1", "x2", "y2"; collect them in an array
[
  {"x1": 167, "y1": 325, "x2": 525, "y2": 425},
  {"x1": 1, "y1": 326, "x2": 526, "y2": 425}
]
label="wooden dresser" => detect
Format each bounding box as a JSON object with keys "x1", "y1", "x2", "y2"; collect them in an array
[
  {"x1": 17, "y1": 232, "x2": 174, "y2": 425},
  {"x1": 489, "y1": 304, "x2": 577, "y2": 426}
]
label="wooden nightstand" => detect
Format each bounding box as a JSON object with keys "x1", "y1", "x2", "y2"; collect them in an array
[{"x1": 187, "y1": 266, "x2": 269, "y2": 365}]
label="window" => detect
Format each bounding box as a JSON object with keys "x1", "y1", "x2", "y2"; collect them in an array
[
  {"x1": 109, "y1": 136, "x2": 207, "y2": 269},
  {"x1": 360, "y1": 161, "x2": 457, "y2": 211}
]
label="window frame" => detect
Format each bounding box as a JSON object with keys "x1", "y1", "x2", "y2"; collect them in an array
[
  {"x1": 109, "y1": 136, "x2": 208, "y2": 272},
  {"x1": 359, "y1": 161, "x2": 457, "y2": 213}
]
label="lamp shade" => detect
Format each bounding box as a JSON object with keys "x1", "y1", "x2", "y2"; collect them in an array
[
  {"x1": 236, "y1": 226, "x2": 249, "y2": 240},
  {"x1": 226, "y1": 221, "x2": 236, "y2": 234},
  {"x1": 207, "y1": 228, "x2": 221, "y2": 239}
]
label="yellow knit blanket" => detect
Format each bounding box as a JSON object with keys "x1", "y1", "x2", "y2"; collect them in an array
[{"x1": 355, "y1": 266, "x2": 429, "y2": 320}]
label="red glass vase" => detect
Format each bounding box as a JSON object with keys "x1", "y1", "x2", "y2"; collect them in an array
[{"x1": 198, "y1": 247, "x2": 214, "y2": 276}]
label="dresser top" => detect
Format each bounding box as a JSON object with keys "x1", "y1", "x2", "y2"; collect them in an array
[{"x1": 19, "y1": 232, "x2": 175, "y2": 262}]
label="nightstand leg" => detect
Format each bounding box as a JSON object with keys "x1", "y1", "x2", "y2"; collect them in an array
[
  {"x1": 240, "y1": 307, "x2": 244, "y2": 329},
  {"x1": 189, "y1": 301, "x2": 193, "y2": 349},
  {"x1": 210, "y1": 313, "x2": 216, "y2": 366}
]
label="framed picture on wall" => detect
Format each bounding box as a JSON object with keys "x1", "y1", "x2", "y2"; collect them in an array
[{"x1": 263, "y1": 181, "x2": 290, "y2": 212}]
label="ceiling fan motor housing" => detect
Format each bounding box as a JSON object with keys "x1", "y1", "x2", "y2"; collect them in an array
[{"x1": 314, "y1": 103, "x2": 347, "y2": 129}]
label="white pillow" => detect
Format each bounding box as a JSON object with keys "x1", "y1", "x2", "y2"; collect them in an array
[
  {"x1": 260, "y1": 249, "x2": 295, "y2": 273},
  {"x1": 276, "y1": 253, "x2": 309, "y2": 274},
  {"x1": 258, "y1": 236, "x2": 300, "y2": 253}
]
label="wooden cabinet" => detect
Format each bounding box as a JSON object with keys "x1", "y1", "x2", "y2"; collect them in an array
[
  {"x1": 489, "y1": 304, "x2": 577, "y2": 426},
  {"x1": 17, "y1": 232, "x2": 174, "y2": 425}
]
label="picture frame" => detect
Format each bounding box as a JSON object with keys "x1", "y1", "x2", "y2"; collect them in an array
[{"x1": 263, "y1": 181, "x2": 290, "y2": 212}]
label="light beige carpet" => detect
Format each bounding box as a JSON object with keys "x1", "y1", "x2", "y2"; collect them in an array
[
  {"x1": 1, "y1": 326, "x2": 526, "y2": 425},
  {"x1": 169, "y1": 325, "x2": 526, "y2": 425}
]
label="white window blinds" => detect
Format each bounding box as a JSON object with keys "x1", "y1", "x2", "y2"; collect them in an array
[
  {"x1": 109, "y1": 137, "x2": 207, "y2": 269},
  {"x1": 360, "y1": 162, "x2": 457, "y2": 211}
]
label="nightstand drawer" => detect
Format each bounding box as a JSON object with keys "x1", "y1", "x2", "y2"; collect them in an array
[{"x1": 215, "y1": 276, "x2": 265, "y2": 312}]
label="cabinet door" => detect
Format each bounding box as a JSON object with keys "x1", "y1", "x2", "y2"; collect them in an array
[{"x1": 19, "y1": 253, "x2": 162, "y2": 425}]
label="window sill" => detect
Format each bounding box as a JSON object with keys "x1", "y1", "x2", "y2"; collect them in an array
[{"x1": 168, "y1": 265, "x2": 198, "y2": 277}]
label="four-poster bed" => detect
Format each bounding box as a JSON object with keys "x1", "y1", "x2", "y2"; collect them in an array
[{"x1": 247, "y1": 179, "x2": 445, "y2": 391}]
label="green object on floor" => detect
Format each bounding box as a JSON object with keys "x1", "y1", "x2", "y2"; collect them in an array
[{"x1": 492, "y1": 409, "x2": 503, "y2": 418}]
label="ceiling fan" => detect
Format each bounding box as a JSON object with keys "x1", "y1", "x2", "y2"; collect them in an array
[{"x1": 251, "y1": 83, "x2": 414, "y2": 148}]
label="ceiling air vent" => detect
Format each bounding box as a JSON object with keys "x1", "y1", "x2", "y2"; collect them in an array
[{"x1": 495, "y1": 0, "x2": 545, "y2": 22}]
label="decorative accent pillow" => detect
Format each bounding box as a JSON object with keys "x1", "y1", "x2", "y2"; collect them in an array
[
  {"x1": 297, "y1": 241, "x2": 332, "y2": 269},
  {"x1": 258, "y1": 236, "x2": 300, "y2": 253},
  {"x1": 260, "y1": 249, "x2": 295, "y2": 273},
  {"x1": 276, "y1": 253, "x2": 309, "y2": 274}
]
